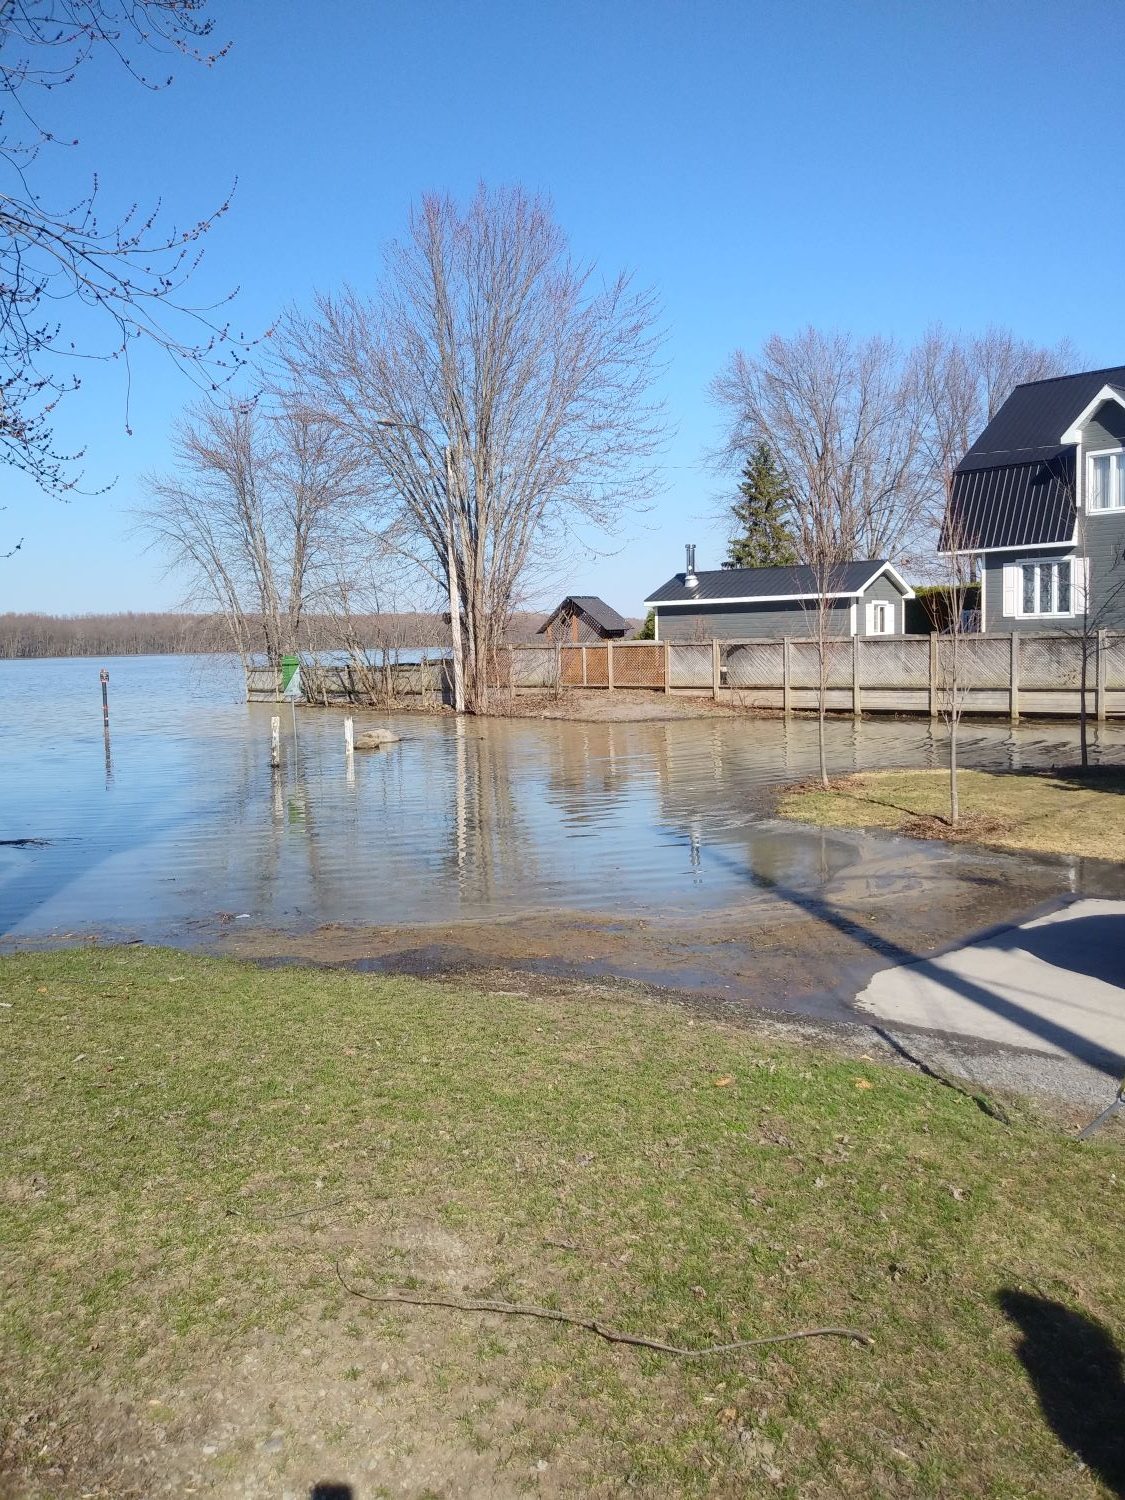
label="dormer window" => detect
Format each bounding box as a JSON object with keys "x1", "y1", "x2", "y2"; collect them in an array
[{"x1": 1088, "y1": 451, "x2": 1125, "y2": 511}]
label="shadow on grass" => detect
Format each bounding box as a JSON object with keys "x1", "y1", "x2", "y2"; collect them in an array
[
  {"x1": 310, "y1": 1485, "x2": 354, "y2": 1499},
  {"x1": 997, "y1": 1290, "x2": 1125, "y2": 1497}
]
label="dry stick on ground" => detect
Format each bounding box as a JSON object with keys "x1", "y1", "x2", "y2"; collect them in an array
[{"x1": 335, "y1": 1262, "x2": 874, "y2": 1355}]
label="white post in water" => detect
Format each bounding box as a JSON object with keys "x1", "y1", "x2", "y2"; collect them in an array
[
  {"x1": 270, "y1": 715, "x2": 281, "y2": 768},
  {"x1": 344, "y1": 717, "x2": 355, "y2": 755}
]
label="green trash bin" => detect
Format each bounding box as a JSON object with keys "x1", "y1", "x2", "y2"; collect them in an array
[{"x1": 280, "y1": 654, "x2": 301, "y2": 694}]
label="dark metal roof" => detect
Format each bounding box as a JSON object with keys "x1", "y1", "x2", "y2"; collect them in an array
[
  {"x1": 645, "y1": 561, "x2": 893, "y2": 605},
  {"x1": 957, "y1": 364, "x2": 1125, "y2": 472},
  {"x1": 945, "y1": 455, "x2": 1075, "y2": 552},
  {"x1": 538, "y1": 595, "x2": 629, "y2": 634}
]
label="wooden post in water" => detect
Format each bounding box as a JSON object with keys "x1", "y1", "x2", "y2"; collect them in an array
[
  {"x1": 344, "y1": 717, "x2": 355, "y2": 755},
  {"x1": 852, "y1": 635, "x2": 862, "y2": 719},
  {"x1": 99, "y1": 667, "x2": 110, "y2": 727},
  {"x1": 270, "y1": 716, "x2": 281, "y2": 768}
]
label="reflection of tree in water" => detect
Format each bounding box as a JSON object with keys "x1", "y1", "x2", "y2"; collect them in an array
[{"x1": 444, "y1": 722, "x2": 543, "y2": 902}]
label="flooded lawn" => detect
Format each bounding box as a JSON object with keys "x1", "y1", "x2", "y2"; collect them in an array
[{"x1": 3, "y1": 655, "x2": 1124, "y2": 996}]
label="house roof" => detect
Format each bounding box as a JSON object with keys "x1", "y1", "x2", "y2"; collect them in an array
[
  {"x1": 537, "y1": 595, "x2": 629, "y2": 634},
  {"x1": 941, "y1": 366, "x2": 1125, "y2": 552},
  {"x1": 957, "y1": 364, "x2": 1125, "y2": 473},
  {"x1": 644, "y1": 560, "x2": 912, "y2": 607},
  {"x1": 945, "y1": 455, "x2": 1075, "y2": 553}
]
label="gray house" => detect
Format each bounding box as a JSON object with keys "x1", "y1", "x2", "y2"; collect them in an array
[
  {"x1": 946, "y1": 365, "x2": 1125, "y2": 632},
  {"x1": 644, "y1": 548, "x2": 913, "y2": 641}
]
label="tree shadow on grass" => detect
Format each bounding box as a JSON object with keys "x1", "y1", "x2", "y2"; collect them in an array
[{"x1": 997, "y1": 1290, "x2": 1125, "y2": 1497}]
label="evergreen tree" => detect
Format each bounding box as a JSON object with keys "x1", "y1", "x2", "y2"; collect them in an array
[{"x1": 727, "y1": 443, "x2": 798, "y2": 568}]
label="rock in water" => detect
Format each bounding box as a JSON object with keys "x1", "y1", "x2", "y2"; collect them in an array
[{"x1": 354, "y1": 727, "x2": 400, "y2": 749}]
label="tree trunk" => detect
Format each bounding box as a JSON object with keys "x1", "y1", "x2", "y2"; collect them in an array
[
  {"x1": 817, "y1": 639, "x2": 829, "y2": 790},
  {"x1": 1079, "y1": 638, "x2": 1089, "y2": 769},
  {"x1": 949, "y1": 717, "x2": 960, "y2": 827}
]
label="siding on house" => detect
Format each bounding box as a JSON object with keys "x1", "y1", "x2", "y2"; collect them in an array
[
  {"x1": 1078, "y1": 512, "x2": 1125, "y2": 630},
  {"x1": 857, "y1": 573, "x2": 906, "y2": 635},
  {"x1": 655, "y1": 599, "x2": 853, "y2": 641},
  {"x1": 1082, "y1": 400, "x2": 1125, "y2": 454}
]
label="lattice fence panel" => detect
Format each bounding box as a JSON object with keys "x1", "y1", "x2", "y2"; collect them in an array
[
  {"x1": 1019, "y1": 635, "x2": 1085, "y2": 690},
  {"x1": 559, "y1": 647, "x2": 583, "y2": 686},
  {"x1": 937, "y1": 636, "x2": 1010, "y2": 690},
  {"x1": 506, "y1": 646, "x2": 558, "y2": 688},
  {"x1": 613, "y1": 642, "x2": 665, "y2": 688},
  {"x1": 859, "y1": 636, "x2": 929, "y2": 689},
  {"x1": 1105, "y1": 634, "x2": 1125, "y2": 690},
  {"x1": 668, "y1": 642, "x2": 713, "y2": 689},
  {"x1": 790, "y1": 640, "x2": 852, "y2": 690},
  {"x1": 722, "y1": 641, "x2": 783, "y2": 689},
  {"x1": 584, "y1": 645, "x2": 609, "y2": 686}
]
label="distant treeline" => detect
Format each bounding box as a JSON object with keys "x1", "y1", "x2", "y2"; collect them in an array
[{"x1": 0, "y1": 611, "x2": 549, "y2": 660}]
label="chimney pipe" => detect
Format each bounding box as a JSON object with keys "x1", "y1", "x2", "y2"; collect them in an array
[{"x1": 685, "y1": 543, "x2": 698, "y2": 588}]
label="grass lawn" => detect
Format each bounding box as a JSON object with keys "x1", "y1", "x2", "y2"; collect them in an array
[
  {"x1": 1, "y1": 949, "x2": 1124, "y2": 1498},
  {"x1": 776, "y1": 766, "x2": 1125, "y2": 861}
]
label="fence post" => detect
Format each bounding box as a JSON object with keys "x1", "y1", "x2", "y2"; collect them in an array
[
  {"x1": 782, "y1": 638, "x2": 792, "y2": 717},
  {"x1": 929, "y1": 634, "x2": 939, "y2": 719},
  {"x1": 852, "y1": 635, "x2": 862, "y2": 718},
  {"x1": 711, "y1": 638, "x2": 721, "y2": 700},
  {"x1": 663, "y1": 640, "x2": 671, "y2": 695},
  {"x1": 1097, "y1": 629, "x2": 1108, "y2": 722},
  {"x1": 582, "y1": 645, "x2": 588, "y2": 687},
  {"x1": 344, "y1": 717, "x2": 354, "y2": 756},
  {"x1": 270, "y1": 716, "x2": 281, "y2": 768},
  {"x1": 1009, "y1": 633, "x2": 1020, "y2": 724},
  {"x1": 607, "y1": 640, "x2": 615, "y2": 691}
]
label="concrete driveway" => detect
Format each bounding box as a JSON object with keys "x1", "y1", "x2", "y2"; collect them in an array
[{"x1": 855, "y1": 898, "x2": 1125, "y2": 1076}]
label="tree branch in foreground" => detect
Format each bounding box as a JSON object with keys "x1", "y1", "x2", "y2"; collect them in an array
[{"x1": 335, "y1": 1261, "x2": 874, "y2": 1356}]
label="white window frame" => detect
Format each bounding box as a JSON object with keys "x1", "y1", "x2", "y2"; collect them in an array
[
  {"x1": 1086, "y1": 449, "x2": 1125, "y2": 513},
  {"x1": 866, "y1": 599, "x2": 893, "y2": 635},
  {"x1": 1006, "y1": 557, "x2": 1077, "y2": 619}
]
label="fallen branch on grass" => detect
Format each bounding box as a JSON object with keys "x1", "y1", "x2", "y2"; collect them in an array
[{"x1": 335, "y1": 1261, "x2": 873, "y2": 1355}]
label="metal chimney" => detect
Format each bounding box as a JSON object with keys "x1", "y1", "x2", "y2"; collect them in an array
[{"x1": 685, "y1": 543, "x2": 698, "y2": 589}]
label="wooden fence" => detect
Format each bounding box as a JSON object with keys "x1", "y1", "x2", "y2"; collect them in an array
[
  {"x1": 247, "y1": 632, "x2": 1125, "y2": 719},
  {"x1": 504, "y1": 633, "x2": 1125, "y2": 720}
]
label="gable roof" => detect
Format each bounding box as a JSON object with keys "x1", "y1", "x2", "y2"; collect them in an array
[
  {"x1": 644, "y1": 560, "x2": 912, "y2": 607},
  {"x1": 957, "y1": 364, "x2": 1125, "y2": 473},
  {"x1": 537, "y1": 595, "x2": 629, "y2": 634},
  {"x1": 941, "y1": 366, "x2": 1125, "y2": 552}
]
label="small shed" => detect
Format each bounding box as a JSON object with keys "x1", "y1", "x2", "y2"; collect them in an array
[
  {"x1": 538, "y1": 595, "x2": 630, "y2": 644},
  {"x1": 644, "y1": 549, "x2": 914, "y2": 641}
]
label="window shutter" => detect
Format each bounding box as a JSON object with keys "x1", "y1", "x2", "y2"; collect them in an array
[
  {"x1": 1002, "y1": 565, "x2": 1018, "y2": 617},
  {"x1": 1073, "y1": 557, "x2": 1090, "y2": 616}
]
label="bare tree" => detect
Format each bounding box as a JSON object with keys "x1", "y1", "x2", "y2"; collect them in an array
[
  {"x1": 909, "y1": 326, "x2": 1076, "y2": 552},
  {"x1": 139, "y1": 392, "x2": 367, "y2": 665},
  {"x1": 281, "y1": 184, "x2": 663, "y2": 713},
  {"x1": 1, "y1": 1, "x2": 248, "y2": 496},
  {"x1": 711, "y1": 327, "x2": 927, "y2": 567}
]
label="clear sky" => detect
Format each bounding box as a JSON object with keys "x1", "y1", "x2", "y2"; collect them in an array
[{"x1": 5, "y1": 0, "x2": 1124, "y2": 618}]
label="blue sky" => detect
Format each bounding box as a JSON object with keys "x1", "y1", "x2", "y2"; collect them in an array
[{"x1": 5, "y1": 0, "x2": 1124, "y2": 617}]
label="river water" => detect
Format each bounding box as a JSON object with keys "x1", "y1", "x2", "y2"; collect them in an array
[{"x1": 2, "y1": 654, "x2": 1124, "y2": 946}]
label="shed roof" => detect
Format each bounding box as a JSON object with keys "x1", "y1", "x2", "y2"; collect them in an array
[
  {"x1": 644, "y1": 560, "x2": 911, "y2": 606},
  {"x1": 538, "y1": 595, "x2": 629, "y2": 634}
]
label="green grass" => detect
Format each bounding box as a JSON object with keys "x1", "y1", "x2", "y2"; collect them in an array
[
  {"x1": 777, "y1": 766, "x2": 1125, "y2": 860},
  {"x1": 1, "y1": 948, "x2": 1123, "y2": 1497}
]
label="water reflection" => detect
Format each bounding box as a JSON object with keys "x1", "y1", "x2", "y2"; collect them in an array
[{"x1": 2, "y1": 654, "x2": 1123, "y2": 943}]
